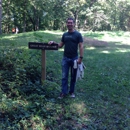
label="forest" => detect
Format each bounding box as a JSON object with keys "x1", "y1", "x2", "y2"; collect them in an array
[{"x1": 0, "y1": 0, "x2": 130, "y2": 34}]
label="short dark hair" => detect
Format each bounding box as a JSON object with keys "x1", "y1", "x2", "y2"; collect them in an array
[{"x1": 66, "y1": 17, "x2": 75, "y2": 23}]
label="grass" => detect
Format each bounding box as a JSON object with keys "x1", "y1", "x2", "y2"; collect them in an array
[{"x1": 0, "y1": 31, "x2": 130, "y2": 130}]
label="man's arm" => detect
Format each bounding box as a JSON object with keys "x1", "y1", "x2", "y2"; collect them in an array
[
  {"x1": 58, "y1": 42, "x2": 64, "y2": 48},
  {"x1": 78, "y1": 42, "x2": 84, "y2": 63},
  {"x1": 48, "y1": 41, "x2": 64, "y2": 48}
]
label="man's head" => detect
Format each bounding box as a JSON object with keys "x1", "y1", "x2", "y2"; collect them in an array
[{"x1": 66, "y1": 17, "x2": 75, "y2": 32}]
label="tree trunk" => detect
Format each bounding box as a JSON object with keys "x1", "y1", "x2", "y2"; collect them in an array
[
  {"x1": 0, "y1": 0, "x2": 2, "y2": 34},
  {"x1": 74, "y1": 11, "x2": 78, "y2": 29}
]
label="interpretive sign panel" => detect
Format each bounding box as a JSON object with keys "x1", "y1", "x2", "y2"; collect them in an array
[{"x1": 28, "y1": 42, "x2": 58, "y2": 50}]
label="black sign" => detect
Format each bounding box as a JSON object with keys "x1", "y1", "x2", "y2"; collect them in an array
[{"x1": 28, "y1": 42, "x2": 58, "y2": 50}]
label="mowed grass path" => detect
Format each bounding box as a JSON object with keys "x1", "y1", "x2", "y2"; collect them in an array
[{"x1": 0, "y1": 31, "x2": 130, "y2": 129}]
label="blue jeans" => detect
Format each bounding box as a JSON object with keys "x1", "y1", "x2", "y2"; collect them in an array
[{"x1": 61, "y1": 56, "x2": 78, "y2": 94}]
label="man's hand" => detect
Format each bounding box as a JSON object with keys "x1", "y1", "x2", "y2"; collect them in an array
[
  {"x1": 48, "y1": 41, "x2": 54, "y2": 45},
  {"x1": 77, "y1": 58, "x2": 82, "y2": 64}
]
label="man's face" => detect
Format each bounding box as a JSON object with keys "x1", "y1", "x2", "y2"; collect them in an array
[{"x1": 66, "y1": 20, "x2": 75, "y2": 31}]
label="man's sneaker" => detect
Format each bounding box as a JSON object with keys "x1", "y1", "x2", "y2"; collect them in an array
[
  {"x1": 58, "y1": 93, "x2": 65, "y2": 99},
  {"x1": 70, "y1": 93, "x2": 75, "y2": 98}
]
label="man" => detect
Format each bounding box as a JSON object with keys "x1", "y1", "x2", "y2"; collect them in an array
[{"x1": 48, "y1": 17, "x2": 83, "y2": 98}]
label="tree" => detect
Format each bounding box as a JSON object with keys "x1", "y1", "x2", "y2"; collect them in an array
[
  {"x1": 0, "y1": 0, "x2": 2, "y2": 34},
  {"x1": 1, "y1": 0, "x2": 130, "y2": 33}
]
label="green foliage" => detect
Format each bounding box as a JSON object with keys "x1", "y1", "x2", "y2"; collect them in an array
[
  {"x1": 0, "y1": 31, "x2": 130, "y2": 129},
  {"x1": 1, "y1": 0, "x2": 130, "y2": 33}
]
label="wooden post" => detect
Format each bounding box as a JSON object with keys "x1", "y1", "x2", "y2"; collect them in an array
[{"x1": 41, "y1": 50, "x2": 46, "y2": 81}]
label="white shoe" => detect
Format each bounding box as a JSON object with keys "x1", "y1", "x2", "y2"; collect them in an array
[{"x1": 70, "y1": 93, "x2": 75, "y2": 98}]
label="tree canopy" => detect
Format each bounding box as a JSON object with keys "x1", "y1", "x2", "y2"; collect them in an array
[{"x1": 1, "y1": 0, "x2": 130, "y2": 34}]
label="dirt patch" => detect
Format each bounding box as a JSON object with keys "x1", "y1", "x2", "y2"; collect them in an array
[{"x1": 83, "y1": 37, "x2": 108, "y2": 47}]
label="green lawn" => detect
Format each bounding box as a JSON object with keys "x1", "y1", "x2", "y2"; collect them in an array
[{"x1": 0, "y1": 31, "x2": 130, "y2": 130}]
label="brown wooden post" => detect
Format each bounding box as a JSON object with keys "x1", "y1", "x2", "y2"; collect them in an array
[{"x1": 41, "y1": 50, "x2": 46, "y2": 81}]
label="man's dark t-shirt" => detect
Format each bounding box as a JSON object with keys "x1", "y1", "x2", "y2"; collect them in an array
[{"x1": 61, "y1": 30, "x2": 83, "y2": 58}]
